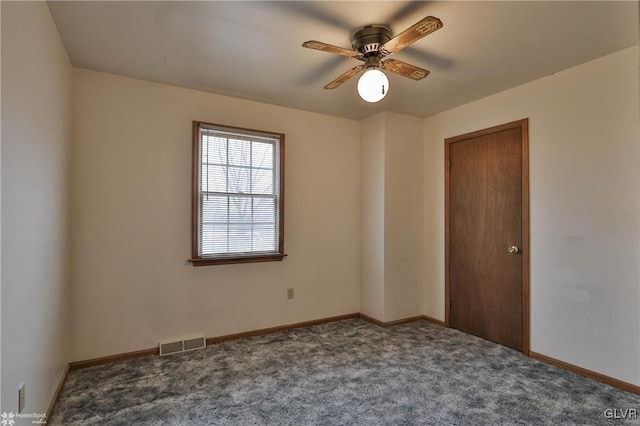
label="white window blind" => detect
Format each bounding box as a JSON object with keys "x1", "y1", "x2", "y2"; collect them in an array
[{"x1": 197, "y1": 124, "x2": 282, "y2": 258}]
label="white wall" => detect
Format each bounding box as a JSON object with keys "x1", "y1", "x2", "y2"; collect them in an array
[
  {"x1": 71, "y1": 69, "x2": 361, "y2": 361},
  {"x1": 384, "y1": 113, "x2": 423, "y2": 322},
  {"x1": 360, "y1": 113, "x2": 385, "y2": 320},
  {"x1": 1, "y1": 1, "x2": 72, "y2": 415},
  {"x1": 423, "y1": 46, "x2": 640, "y2": 385},
  {"x1": 360, "y1": 112, "x2": 423, "y2": 322}
]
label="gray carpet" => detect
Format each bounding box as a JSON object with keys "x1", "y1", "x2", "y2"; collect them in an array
[{"x1": 50, "y1": 319, "x2": 640, "y2": 425}]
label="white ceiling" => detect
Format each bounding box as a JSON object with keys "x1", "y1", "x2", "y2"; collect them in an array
[{"x1": 47, "y1": 1, "x2": 638, "y2": 120}]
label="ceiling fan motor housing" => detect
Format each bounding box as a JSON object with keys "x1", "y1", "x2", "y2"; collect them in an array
[{"x1": 351, "y1": 25, "x2": 392, "y2": 57}]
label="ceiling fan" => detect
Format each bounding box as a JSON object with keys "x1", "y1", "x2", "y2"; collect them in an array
[{"x1": 302, "y1": 16, "x2": 443, "y2": 103}]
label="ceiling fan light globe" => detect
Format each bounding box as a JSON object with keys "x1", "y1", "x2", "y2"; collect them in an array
[{"x1": 357, "y1": 69, "x2": 389, "y2": 103}]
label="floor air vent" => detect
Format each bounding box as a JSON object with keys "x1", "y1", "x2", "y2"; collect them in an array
[{"x1": 159, "y1": 336, "x2": 206, "y2": 356}]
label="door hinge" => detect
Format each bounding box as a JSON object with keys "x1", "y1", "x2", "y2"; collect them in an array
[{"x1": 448, "y1": 160, "x2": 451, "y2": 171}]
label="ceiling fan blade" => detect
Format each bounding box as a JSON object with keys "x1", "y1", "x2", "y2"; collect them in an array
[
  {"x1": 382, "y1": 59, "x2": 430, "y2": 80},
  {"x1": 382, "y1": 16, "x2": 443, "y2": 55},
  {"x1": 323, "y1": 65, "x2": 364, "y2": 89},
  {"x1": 302, "y1": 40, "x2": 361, "y2": 58}
]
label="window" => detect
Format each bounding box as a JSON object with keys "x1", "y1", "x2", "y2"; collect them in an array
[{"x1": 190, "y1": 121, "x2": 285, "y2": 266}]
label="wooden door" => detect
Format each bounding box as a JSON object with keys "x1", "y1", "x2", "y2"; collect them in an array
[{"x1": 445, "y1": 119, "x2": 529, "y2": 353}]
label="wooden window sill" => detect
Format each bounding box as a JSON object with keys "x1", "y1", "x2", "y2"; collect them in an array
[{"x1": 189, "y1": 253, "x2": 287, "y2": 266}]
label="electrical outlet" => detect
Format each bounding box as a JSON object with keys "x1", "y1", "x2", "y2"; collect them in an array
[
  {"x1": 287, "y1": 288, "x2": 294, "y2": 299},
  {"x1": 18, "y1": 383, "x2": 25, "y2": 413}
]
